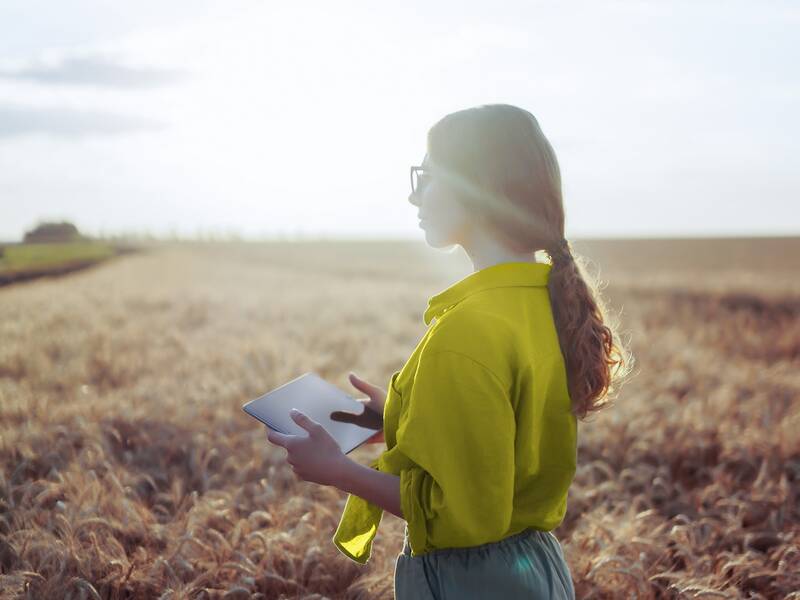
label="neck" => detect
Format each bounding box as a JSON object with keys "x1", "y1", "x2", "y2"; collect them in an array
[{"x1": 461, "y1": 226, "x2": 539, "y2": 272}]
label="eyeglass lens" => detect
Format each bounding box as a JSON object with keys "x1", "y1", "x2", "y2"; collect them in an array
[{"x1": 412, "y1": 168, "x2": 428, "y2": 194}]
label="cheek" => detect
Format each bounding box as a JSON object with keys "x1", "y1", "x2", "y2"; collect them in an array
[
  {"x1": 425, "y1": 184, "x2": 465, "y2": 225},
  {"x1": 424, "y1": 199, "x2": 471, "y2": 244}
]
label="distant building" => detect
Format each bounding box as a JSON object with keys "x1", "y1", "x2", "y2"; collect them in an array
[{"x1": 23, "y1": 221, "x2": 87, "y2": 243}]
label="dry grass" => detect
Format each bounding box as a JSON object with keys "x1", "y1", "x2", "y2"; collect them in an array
[{"x1": 0, "y1": 238, "x2": 798, "y2": 599}]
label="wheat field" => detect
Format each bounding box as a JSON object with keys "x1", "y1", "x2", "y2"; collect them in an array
[{"x1": 1, "y1": 238, "x2": 798, "y2": 599}]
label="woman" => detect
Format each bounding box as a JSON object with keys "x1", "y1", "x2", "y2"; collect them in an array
[{"x1": 266, "y1": 103, "x2": 633, "y2": 598}]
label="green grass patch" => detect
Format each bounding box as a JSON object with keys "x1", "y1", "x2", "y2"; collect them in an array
[{"x1": 0, "y1": 242, "x2": 117, "y2": 274}]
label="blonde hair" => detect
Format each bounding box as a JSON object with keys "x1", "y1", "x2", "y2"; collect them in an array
[{"x1": 427, "y1": 103, "x2": 634, "y2": 420}]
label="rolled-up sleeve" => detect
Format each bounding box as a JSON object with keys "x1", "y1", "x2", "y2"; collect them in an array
[
  {"x1": 332, "y1": 370, "x2": 402, "y2": 564},
  {"x1": 385, "y1": 349, "x2": 516, "y2": 554},
  {"x1": 332, "y1": 455, "x2": 384, "y2": 564}
]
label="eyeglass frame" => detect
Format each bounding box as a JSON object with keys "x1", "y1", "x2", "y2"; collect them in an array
[
  {"x1": 409, "y1": 164, "x2": 432, "y2": 196},
  {"x1": 410, "y1": 157, "x2": 470, "y2": 198}
]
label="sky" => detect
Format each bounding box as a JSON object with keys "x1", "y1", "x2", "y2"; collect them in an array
[{"x1": 0, "y1": 0, "x2": 797, "y2": 242}]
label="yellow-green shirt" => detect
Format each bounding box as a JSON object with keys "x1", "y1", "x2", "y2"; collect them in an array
[{"x1": 332, "y1": 261, "x2": 578, "y2": 564}]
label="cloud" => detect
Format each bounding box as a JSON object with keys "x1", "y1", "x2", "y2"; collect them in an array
[
  {"x1": 0, "y1": 55, "x2": 189, "y2": 88},
  {"x1": 0, "y1": 104, "x2": 167, "y2": 139}
]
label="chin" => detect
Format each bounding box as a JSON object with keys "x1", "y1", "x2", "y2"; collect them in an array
[{"x1": 422, "y1": 228, "x2": 458, "y2": 250}]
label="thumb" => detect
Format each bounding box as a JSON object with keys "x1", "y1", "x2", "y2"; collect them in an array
[
  {"x1": 290, "y1": 408, "x2": 321, "y2": 434},
  {"x1": 349, "y1": 372, "x2": 381, "y2": 399}
]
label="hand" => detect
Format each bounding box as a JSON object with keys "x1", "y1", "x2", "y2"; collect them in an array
[
  {"x1": 329, "y1": 372, "x2": 386, "y2": 444},
  {"x1": 266, "y1": 409, "x2": 349, "y2": 487}
]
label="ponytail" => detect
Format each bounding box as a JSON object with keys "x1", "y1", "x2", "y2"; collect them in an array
[{"x1": 545, "y1": 237, "x2": 634, "y2": 420}]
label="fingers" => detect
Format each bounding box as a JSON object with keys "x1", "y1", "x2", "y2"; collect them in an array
[
  {"x1": 349, "y1": 372, "x2": 381, "y2": 397},
  {"x1": 266, "y1": 428, "x2": 292, "y2": 448},
  {"x1": 290, "y1": 408, "x2": 322, "y2": 435},
  {"x1": 266, "y1": 409, "x2": 324, "y2": 449}
]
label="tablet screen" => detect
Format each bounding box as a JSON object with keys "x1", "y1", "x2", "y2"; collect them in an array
[{"x1": 242, "y1": 371, "x2": 379, "y2": 454}]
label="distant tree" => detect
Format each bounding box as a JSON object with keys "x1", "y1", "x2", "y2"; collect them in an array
[{"x1": 23, "y1": 221, "x2": 88, "y2": 243}]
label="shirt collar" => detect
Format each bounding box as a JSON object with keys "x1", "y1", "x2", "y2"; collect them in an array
[{"x1": 423, "y1": 261, "x2": 552, "y2": 326}]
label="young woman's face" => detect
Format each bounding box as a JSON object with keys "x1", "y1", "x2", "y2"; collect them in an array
[{"x1": 408, "y1": 153, "x2": 474, "y2": 249}]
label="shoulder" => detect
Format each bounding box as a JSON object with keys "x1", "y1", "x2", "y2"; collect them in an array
[{"x1": 421, "y1": 306, "x2": 514, "y2": 387}]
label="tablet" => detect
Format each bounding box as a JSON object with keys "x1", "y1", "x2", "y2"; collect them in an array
[{"x1": 242, "y1": 371, "x2": 379, "y2": 454}]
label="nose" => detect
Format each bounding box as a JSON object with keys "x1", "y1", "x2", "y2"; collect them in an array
[{"x1": 408, "y1": 191, "x2": 420, "y2": 207}]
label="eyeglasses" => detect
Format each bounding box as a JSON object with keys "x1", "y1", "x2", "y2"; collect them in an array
[{"x1": 410, "y1": 165, "x2": 431, "y2": 196}]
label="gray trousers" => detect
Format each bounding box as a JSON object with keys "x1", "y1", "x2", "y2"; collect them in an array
[{"x1": 394, "y1": 524, "x2": 576, "y2": 599}]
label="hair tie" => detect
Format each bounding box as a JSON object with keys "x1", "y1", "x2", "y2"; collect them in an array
[{"x1": 548, "y1": 238, "x2": 572, "y2": 262}]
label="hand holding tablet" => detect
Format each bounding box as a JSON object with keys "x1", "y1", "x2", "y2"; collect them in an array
[
  {"x1": 330, "y1": 372, "x2": 386, "y2": 444},
  {"x1": 242, "y1": 372, "x2": 385, "y2": 454}
]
